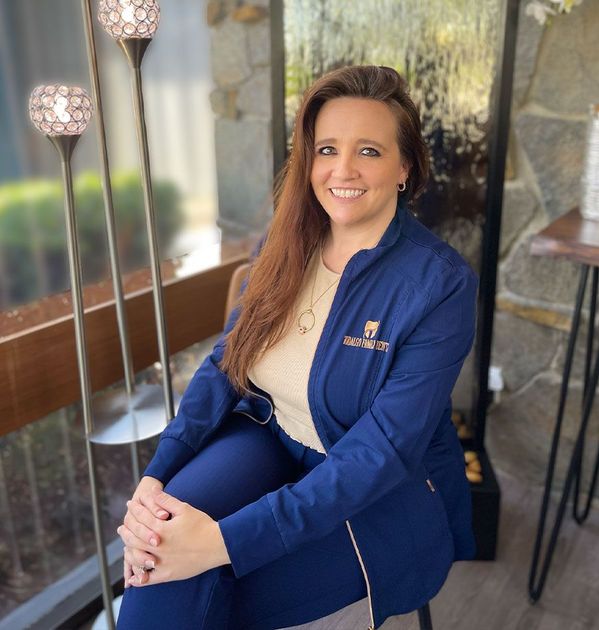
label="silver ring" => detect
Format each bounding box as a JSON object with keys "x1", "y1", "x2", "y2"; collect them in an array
[{"x1": 138, "y1": 565, "x2": 147, "y2": 574}]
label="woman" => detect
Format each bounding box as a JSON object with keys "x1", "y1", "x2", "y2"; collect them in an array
[{"x1": 116, "y1": 65, "x2": 478, "y2": 630}]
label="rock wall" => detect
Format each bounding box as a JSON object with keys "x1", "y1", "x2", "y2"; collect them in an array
[
  {"x1": 206, "y1": 0, "x2": 273, "y2": 255},
  {"x1": 489, "y1": 0, "x2": 599, "y2": 490}
]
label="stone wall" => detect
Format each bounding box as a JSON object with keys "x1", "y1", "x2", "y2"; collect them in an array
[
  {"x1": 489, "y1": 1, "x2": 599, "y2": 491},
  {"x1": 206, "y1": 0, "x2": 273, "y2": 255}
]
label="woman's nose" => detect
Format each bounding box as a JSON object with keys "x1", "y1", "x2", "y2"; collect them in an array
[{"x1": 332, "y1": 154, "x2": 359, "y2": 179}]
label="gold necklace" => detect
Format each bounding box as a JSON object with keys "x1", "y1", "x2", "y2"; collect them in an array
[{"x1": 297, "y1": 247, "x2": 340, "y2": 334}]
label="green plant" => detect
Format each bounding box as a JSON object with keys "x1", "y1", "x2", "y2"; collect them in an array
[{"x1": 0, "y1": 171, "x2": 183, "y2": 308}]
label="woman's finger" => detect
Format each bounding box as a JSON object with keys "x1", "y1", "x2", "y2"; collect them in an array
[
  {"x1": 123, "y1": 508, "x2": 161, "y2": 547},
  {"x1": 137, "y1": 491, "x2": 170, "y2": 520},
  {"x1": 127, "y1": 545, "x2": 156, "y2": 571},
  {"x1": 130, "y1": 478, "x2": 168, "y2": 520},
  {"x1": 128, "y1": 500, "x2": 166, "y2": 532},
  {"x1": 124, "y1": 548, "x2": 151, "y2": 585},
  {"x1": 123, "y1": 558, "x2": 132, "y2": 589},
  {"x1": 128, "y1": 563, "x2": 171, "y2": 588},
  {"x1": 117, "y1": 524, "x2": 154, "y2": 554}
]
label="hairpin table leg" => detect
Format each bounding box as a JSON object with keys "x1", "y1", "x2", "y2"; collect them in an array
[
  {"x1": 572, "y1": 267, "x2": 599, "y2": 525},
  {"x1": 528, "y1": 263, "x2": 599, "y2": 603}
]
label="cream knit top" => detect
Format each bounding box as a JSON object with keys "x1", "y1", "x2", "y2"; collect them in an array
[{"x1": 247, "y1": 247, "x2": 341, "y2": 454}]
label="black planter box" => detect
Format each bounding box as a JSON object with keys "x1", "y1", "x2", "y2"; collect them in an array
[{"x1": 460, "y1": 443, "x2": 501, "y2": 561}]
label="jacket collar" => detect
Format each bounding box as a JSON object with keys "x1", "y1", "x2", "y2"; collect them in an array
[
  {"x1": 346, "y1": 195, "x2": 407, "y2": 278},
  {"x1": 373, "y1": 194, "x2": 408, "y2": 250}
]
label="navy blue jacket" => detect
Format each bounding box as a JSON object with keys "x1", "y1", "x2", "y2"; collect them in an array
[{"x1": 144, "y1": 196, "x2": 478, "y2": 629}]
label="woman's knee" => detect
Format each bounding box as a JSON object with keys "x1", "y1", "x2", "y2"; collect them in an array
[{"x1": 164, "y1": 414, "x2": 299, "y2": 521}]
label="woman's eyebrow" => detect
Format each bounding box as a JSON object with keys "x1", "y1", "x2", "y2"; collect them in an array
[{"x1": 314, "y1": 137, "x2": 387, "y2": 150}]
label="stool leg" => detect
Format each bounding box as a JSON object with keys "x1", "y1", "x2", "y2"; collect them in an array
[
  {"x1": 417, "y1": 603, "x2": 433, "y2": 630},
  {"x1": 572, "y1": 439, "x2": 599, "y2": 524},
  {"x1": 528, "y1": 264, "x2": 599, "y2": 603},
  {"x1": 573, "y1": 267, "x2": 599, "y2": 525}
]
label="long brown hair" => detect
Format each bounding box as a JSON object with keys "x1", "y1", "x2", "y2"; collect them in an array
[{"x1": 219, "y1": 65, "x2": 429, "y2": 397}]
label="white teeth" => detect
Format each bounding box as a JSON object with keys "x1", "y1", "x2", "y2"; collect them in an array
[{"x1": 330, "y1": 188, "x2": 366, "y2": 199}]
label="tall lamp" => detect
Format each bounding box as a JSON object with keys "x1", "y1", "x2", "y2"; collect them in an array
[
  {"x1": 29, "y1": 84, "x2": 115, "y2": 629},
  {"x1": 77, "y1": 0, "x2": 179, "y2": 453},
  {"x1": 96, "y1": 0, "x2": 176, "y2": 428}
]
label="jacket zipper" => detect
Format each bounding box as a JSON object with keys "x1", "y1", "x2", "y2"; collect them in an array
[
  {"x1": 242, "y1": 388, "x2": 377, "y2": 629},
  {"x1": 345, "y1": 519, "x2": 376, "y2": 630},
  {"x1": 345, "y1": 479, "x2": 435, "y2": 630},
  {"x1": 317, "y1": 434, "x2": 376, "y2": 629}
]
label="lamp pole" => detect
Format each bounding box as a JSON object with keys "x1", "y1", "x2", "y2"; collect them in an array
[
  {"x1": 98, "y1": 0, "x2": 175, "y2": 423},
  {"x1": 29, "y1": 84, "x2": 115, "y2": 629}
]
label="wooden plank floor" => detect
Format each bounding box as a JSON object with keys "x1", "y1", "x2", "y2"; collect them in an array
[{"x1": 284, "y1": 466, "x2": 599, "y2": 630}]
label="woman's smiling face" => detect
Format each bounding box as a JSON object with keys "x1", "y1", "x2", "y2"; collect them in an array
[{"x1": 310, "y1": 97, "x2": 409, "y2": 234}]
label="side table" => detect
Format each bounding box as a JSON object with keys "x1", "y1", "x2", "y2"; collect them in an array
[{"x1": 528, "y1": 207, "x2": 599, "y2": 602}]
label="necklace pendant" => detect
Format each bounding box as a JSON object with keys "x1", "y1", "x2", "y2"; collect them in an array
[{"x1": 297, "y1": 307, "x2": 315, "y2": 334}]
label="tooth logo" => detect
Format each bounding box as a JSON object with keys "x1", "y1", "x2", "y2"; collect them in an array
[
  {"x1": 363, "y1": 320, "x2": 380, "y2": 339},
  {"x1": 342, "y1": 320, "x2": 389, "y2": 352}
]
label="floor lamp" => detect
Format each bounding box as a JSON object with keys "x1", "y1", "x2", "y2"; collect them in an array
[
  {"x1": 95, "y1": 0, "x2": 177, "y2": 434},
  {"x1": 77, "y1": 0, "x2": 179, "y2": 452},
  {"x1": 29, "y1": 84, "x2": 115, "y2": 629}
]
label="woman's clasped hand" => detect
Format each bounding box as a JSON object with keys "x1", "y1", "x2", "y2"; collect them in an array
[{"x1": 117, "y1": 476, "x2": 231, "y2": 587}]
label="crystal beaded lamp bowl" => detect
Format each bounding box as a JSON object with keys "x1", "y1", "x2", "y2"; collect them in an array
[
  {"x1": 98, "y1": 0, "x2": 160, "y2": 39},
  {"x1": 29, "y1": 85, "x2": 93, "y2": 136}
]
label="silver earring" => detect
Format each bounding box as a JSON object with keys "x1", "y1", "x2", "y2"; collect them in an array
[{"x1": 397, "y1": 181, "x2": 407, "y2": 192}]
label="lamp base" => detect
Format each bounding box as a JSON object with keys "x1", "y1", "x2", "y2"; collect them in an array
[{"x1": 87, "y1": 383, "x2": 181, "y2": 445}]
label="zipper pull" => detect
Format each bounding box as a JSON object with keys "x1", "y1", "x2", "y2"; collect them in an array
[{"x1": 426, "y1": 478, "x2": 436, "y2": 492}]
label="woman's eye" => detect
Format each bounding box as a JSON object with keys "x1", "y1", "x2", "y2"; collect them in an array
[
  {"x1": 316, "y1": 146, "x2": 379, "y2": 156},
  {"x1": 361, "y1": 147, "x2": 380, "y2": 157}
]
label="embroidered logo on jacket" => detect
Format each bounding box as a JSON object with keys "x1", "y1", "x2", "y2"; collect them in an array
[
  {"x1": 363, "y1": 320, "x2": 379, "y2": 338},
  {"x1": 342, "y1": 319, "x2": 389, "y2": 352}
]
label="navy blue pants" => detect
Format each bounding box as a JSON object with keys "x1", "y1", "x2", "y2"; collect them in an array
[{"x1": 116, "y1": 413, "x2": 367, "y2": 629}]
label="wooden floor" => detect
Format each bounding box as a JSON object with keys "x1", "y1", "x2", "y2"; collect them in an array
[{"x1": 284, "y1": 465, "x2": 599, "y2": 630}]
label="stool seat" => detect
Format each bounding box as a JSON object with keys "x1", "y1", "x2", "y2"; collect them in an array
[{"x1": 530, "y1": 206, "x2": 599, "y2": 266}]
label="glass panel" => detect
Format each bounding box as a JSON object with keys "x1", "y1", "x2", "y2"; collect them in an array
[
  {"x1": 284, "y1": 0, "x2": 501, "y2": 416},
  {"x1": 0, "y1": 336, "x2": 216, "y2": 620}
]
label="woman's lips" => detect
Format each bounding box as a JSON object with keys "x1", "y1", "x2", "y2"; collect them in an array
[{"x1": 328, "y1": 188, "x2": 367, "y2": 201}]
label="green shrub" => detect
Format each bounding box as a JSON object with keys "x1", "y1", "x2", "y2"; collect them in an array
[{"x1": 0, "y1": 171, "x2": 183, "y2": 307}]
